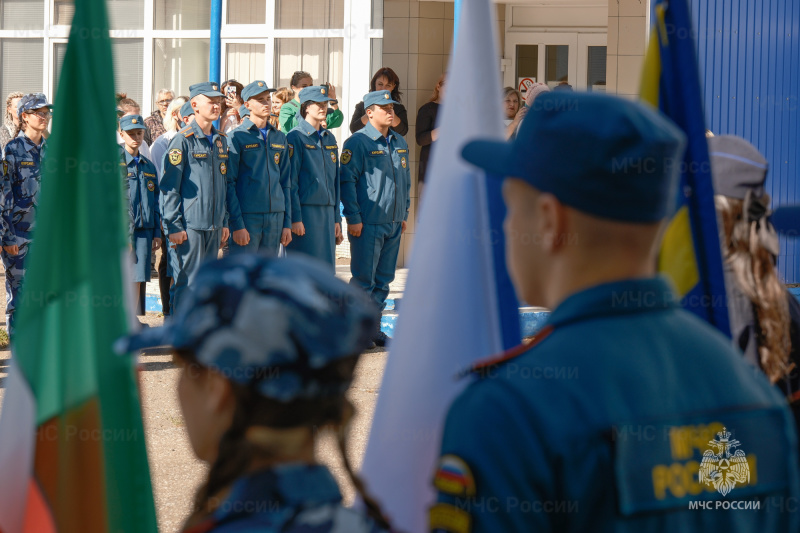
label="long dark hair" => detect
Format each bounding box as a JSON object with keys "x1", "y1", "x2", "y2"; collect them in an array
[
  {"x1": 177, "y1": 350, "x2": 391, "y2": 531},
  {"x1": 370, "y1": 67, "x2": 402, "y2": 103},
  {"x1": 716, "y1": 195, "x2": 794, "y2": 382}
]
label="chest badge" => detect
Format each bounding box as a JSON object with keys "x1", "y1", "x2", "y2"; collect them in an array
[
  {"x1": 147, "y1": 180, "x2": 155, "y2": 191},
  {"x1": 274, "y1": 152, "x2": 281, "y2": 165},
  {"x1": 330, "y1": 152, "x2": 337, "y2": 164},
  {"x1": 341, "y1": 149, "x2": 352, "y2": 165},
  {"x1": 220, "y1": 162, "x2": 227, "y2": 175},
  {"x1": 216, "y1": 139, "x2": 224, "y2": 154},
  {"x1": 169, "y1": 148, "x2": 182, "y2": 166},
  {"x1": 401, "y1": 157, "x2": 407, "y2": 169}
]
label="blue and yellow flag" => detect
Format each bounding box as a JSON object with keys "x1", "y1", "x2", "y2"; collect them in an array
[{"x1": 640, "y1": 0, "x2": 730, "y2": 336}]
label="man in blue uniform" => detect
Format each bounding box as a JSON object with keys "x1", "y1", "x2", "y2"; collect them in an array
[
  {"x1": 340, "y1": 90, "x2": 410, "y2": 346},
  {"x1": 161, "y1": 81, "x2": 230, "y2": 313},
  {"x1": 226, "y1": 80, "x2": 291, "y2": 254},
  {"x1": 0, "y1": 93, "x2": 51, "y2": 332},
  {"x1": 430, "y1": 92, "x2": 800, "y2": 532},
  {"x1": 286, "y1": 85, "x2": 343, "y2": 267},
  {"x1": 119, "y1": 114, "x2": 160, "y2": 315}
]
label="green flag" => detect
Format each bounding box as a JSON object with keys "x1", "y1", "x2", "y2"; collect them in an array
[{"x1": 0, "y1": 0, "x2": 159, "y2": 530}]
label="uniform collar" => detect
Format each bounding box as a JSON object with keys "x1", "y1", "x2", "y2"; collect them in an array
[
  {"x1": 19, "y1": 132, "x2": 45, "y2": 152},
  {"x1": 361, "y1": 121, "x2": 393, "y2": 142},
  {"x1": 212, "y1": 464, "x2": 342, "y2": 522},
  {"x1": 297, "y1": 116, "x2": 330, "y2": 139},
  {"x1": 190, "y1": 119, "x2": 221, "y2": 142},
  {"x1": 546, "y1": 276, "x2": 679, "y2": 330},
  {"x1": 122, "y1": 148, "x2": 141, "y2": 166}
]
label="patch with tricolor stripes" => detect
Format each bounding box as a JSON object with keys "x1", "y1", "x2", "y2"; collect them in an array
[
  {"x1": 429, "y1": 503, "x2": 471, "y2": 533},
  {"x1": 433, "y1": 454, "x2": 476, "y2": 497}
]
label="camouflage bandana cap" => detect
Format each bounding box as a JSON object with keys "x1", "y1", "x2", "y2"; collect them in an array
[{"x1": 116, "y1": 254, "x2": 380, "y2": 402}]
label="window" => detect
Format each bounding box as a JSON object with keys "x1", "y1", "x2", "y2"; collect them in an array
[
  {"x1": 153, "y1": 38, "x2": 209, "y2": 101},
  {"x1": 226, "y1": 44, "x2": 265, "y2": 84},
  {"x1": 52, "y1": 42, "x2": 67, "y2": 96},
  {"x1": 275, "y1": 38, "x2": 343, "y2": 89},
  {"x1": 53, "y1": 0, "x2": 74, "y2": 26},
  {"x1": 372, "y1": 0, "x2": 383, "y2": 30},
  {"x1": 1, "y1": 0, "x2": 44, "y2": 30},
  {"x1": 515, "y1": 45, "x2": 538, "y2": 89},
  {"x1": 587, "y1": 46, "x2": 607, "y2": 92},
  {"x1": 108, "y1": 0, "x2": 144, "y2": 30},
  {"x1": 276, "y1": 0, "x2": 344, "y2": 30},
  {"x1": 228, "y1": 0, "x2": 266, "y2": 25},
  {"x1": 155, "y1": 0, "x2": 210, "y2": 30},
  {"x1": 370, "y1": 39, "x2": 382, "y2": 83},
  {"x1": 114, "y1": 39, "x2": 144, "y2": 105},
  {"x1": 545, "y1": 45, "x2": 569, "y2": 88},
  {"x1": 1, "y1": 39, "x2": 44, "y2": 99}
]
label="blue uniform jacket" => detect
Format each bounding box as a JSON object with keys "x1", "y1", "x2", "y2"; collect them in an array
[
  {"x1": 161, "y1": 120, "x2": 229, "y2": 234},
  {"x1": 121, "y1": 148, "x2": 160, "y2": 239},
  {"x1": 0, "y1": 134, "x2": 46, "y2": 246},
  {"x1": 286, "y1": 117, "x2": 341, "y2": 224},
  {"x1": 339, "y1": 122, "x2": 410, "y2": 225},
  {"x1": 434, "y1": 277, "x2": 800, "y2": 533},
  {"x1": 225, "y1": 118, "x2": 291, "y2": 231},
  {"x1": 187, "y1": 464, "x2": 386, "y2": 532}
]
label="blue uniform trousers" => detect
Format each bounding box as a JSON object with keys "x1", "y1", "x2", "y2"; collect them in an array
[
  {"x1": 349, "y1": 222, "x2": 402, "y2": 311},
  {"x1": 1, "y1": 242, "x2": 28, "y2": 333},
  {"x1": 286, "y1": 204, "x2": 336, "y2": 268},
  {"x1": 131, "y1": 228, "x2": 154, "y2": 282},
  {"x1": 169, "y1": 228, "x2": 221, "y2": 313},
  {"x1": 230, "y1": 212, "x2": 283, "y2": 255}
]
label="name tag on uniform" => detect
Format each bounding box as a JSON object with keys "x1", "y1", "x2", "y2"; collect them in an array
[
  {"x1": 244, "y1": 143, "x2": 260, "y2": 150},
  {"x1": 270, "y1": 143, "x2": 285, "y2": 150},
  {"x1": 304, "y1": 144, "x2": 317, "y2": 150},
  {"x1": 396, "y1": 149, "x2": 408, "y2": 154},
  {"x1": 192, "y1": 151, "x2": 208, "y2": 159},
  {"x1": 613, "y1": 407, "x2": 791, "y2": 516},
  {"x1": 324, "y1": 145, "x2": 337, "y2": 150},
  {"x1": 20, "y1": 161, "x2": 34, "y2": 167},
  {"x1": 369, "y1": 150, "x2": 385, "y2": 156},
  {"x1": 143, "y1": 172, "x2": 156, "y2": 178},
  {"x1": 218, "y1": 153, "x2": 228, "y2": 159},
  {"x1": 127, "y1": 173, "x2": 134, "y2": 178}
]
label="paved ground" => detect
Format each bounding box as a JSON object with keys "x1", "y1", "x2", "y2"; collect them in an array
[{"x1": 0, "y1": 264, "x2": 401, "y2": 532}]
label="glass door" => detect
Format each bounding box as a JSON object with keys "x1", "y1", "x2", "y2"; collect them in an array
[{"x1": 577, "y1": 33, "x2": 607, "y2": 92}]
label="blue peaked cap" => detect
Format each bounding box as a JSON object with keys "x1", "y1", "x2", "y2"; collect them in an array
[
  {"x1": 462, "y1": 92, "x2": 687, "y2": 223},
  {"x1": 299, "y1": 86, "x2": 334, "y2": 105},
  {"x1": 363, "y1": 90, "x2": 399, "y2": 109},
  {"x1": 116, "y1": 254, "x2": 380, "y2": 402}
]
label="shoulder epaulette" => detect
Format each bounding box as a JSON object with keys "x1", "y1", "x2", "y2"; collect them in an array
[
  {"x1": 458, "y1": 325, "x2": 554, "y2": 379},
  {"x1": 217, "y1": 131, "x2": 227, "y2": 137},
  {"x1": 180, "y1": 127, "x2": 194, "y2": 138}
]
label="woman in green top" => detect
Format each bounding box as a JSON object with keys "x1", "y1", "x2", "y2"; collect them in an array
[{"x1": 279, "y1": 71, "x2": 344, "y2": 133}]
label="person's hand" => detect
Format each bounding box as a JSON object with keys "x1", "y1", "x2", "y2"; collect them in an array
[
  {"x1": 3, "y1": 245, "x2": 18, "y2": 255},
  {"x1": 401, "y1": 220, "x2": 407, "y2": 234},
  {"x1": 431, "y1": 128, "x2": 440, "y2": 142},
  {"x1": 281, "y1": 228, "x2": 292, "y2": 246},
  {"x1": 348, "y1": 223, "x2": 363, "y2": 237},
  {"x1": 513, "y1": 106, "x2": 528, "y2": 124},
  {"x1": 327, "y1": 84, "x2": 337, "y2": 101},
  {"x1": 220, "y1": 227, "x2": 230, "y2": 246},
  {"x1": 226, "y1": 93, "x2": 243, "y2": 110},
  {"x1": 233, "y1": 228, "x2": 250, "y2": 246},
  {"x1": 292, "y1": 222, "x2": 306, "y2": 236},
  {"x1": 335, "y1": 223, "x2": 343, "y2": 245},
  {"x1": 169, "y1": 231, "x2": 188, "y2": 245},
  {"x1": 152, "y1": 237, "x2": 161, "y2": 251}
]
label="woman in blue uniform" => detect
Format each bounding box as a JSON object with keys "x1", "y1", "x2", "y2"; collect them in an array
[
  {"x1": 119, "y1": 114, "x2": 160, "y2": 315},
  {"x1": 118, "y1": 254, "x2": 390, "y2": 532},
  {"x1": 285, "y1": 86, "x2": 343, "y2": 267}
]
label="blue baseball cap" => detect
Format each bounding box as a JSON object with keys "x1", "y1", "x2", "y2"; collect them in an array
[
  {"x1": 299, "y1": 85, "x2": 334, "y2": 105},
  {"x1": 180, "y1": 101, "x2": 194, "y2": 119},
  {"x1": 462, "y1": 92, "x2": 687, "y2": 223},
  {"x1": 119, "y1": 114, "x2": 146, "y2": 131},
  {"x1": 242, "y1": 80, "x2": 274, "y2": 101},
  {"x1": 239, "y1": 104, "x2": 250, "y2": 118},
  {"x1": 18, "y1": 93, "x2": 53, "y2": 119},
  {"x1": 363, "y1": 90, "x2": 399, "y2": 109},
  {"x1": 189, "y1": 81, "x2": 224, "y2": 99},
  {"x1": 116, "y1": 254, "x2": 380, "y2": 402}
]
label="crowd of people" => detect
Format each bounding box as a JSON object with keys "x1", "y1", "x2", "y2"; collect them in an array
[{"x1": 2, "y1": 69, "x2": 800, "y2": 532}]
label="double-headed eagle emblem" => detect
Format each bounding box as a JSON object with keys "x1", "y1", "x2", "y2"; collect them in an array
[{"x1": 698, "y1": 427, "x2": 750, "y2": 496}]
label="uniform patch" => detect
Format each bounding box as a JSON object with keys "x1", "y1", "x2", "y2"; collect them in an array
[
  {"x1": 341, "y1": 149, "x2": 352, "y2": 165},
  {"x1": 244, "y1": 143, "x2": 260, "y2": 149},
  {"x1": 429, "y1": 503, "x2": 471, "y2": 533},
  {"x1": 220, "y1": 162, "x2": 227, "y2": 175},
  {"x1": 397, "y1": 149, "x2": 408, "y2": 154},
  {"x1": 169, "y1": 149, "x2": 182, "y2": 166},
  {"x1": 20, "y1": 161, "x2": 34, "y2": 167},
  {"x1": 305, "y1": 144, "x2": 317, "y2": 150},
  {"x1": 192, "y1": 152, "x2": 208, "y2": 159},
  {"x1": 143, "y1": 172, "x2": 156, "y2": 178},
  {"x1": 434, "y1": 455, "x2": 476, "y2": 497},
  {"x1": 147, "y1": 180, "x2": 155, "y2": 191},
  {"x1": 401, "y1": 157, "x2": 407, "y2": 169},
  {"x1": 270, "y1": 143, "x2": 285, "y2": 149},
  {"x1": 324, "y1": 145, "x2": 337, "y2": 150},
  {"x1": 217, "y1": 140, "x2": 224, "y2": 154},
  {"x1": 288, "y1": 144, "x2": 294, "y2": 158},
  {"x1": 330, "y1": 152, "x2": 337, "y2": 164},
  {"x1": 370, "y1": 150, "x2": 385, "y2": 156},
  {"x1": 2, "y1": 161, "x2": 8, "y2": 175},
  {"x1": 274, "y1": 152, "x2": 281, "y2": 165}
]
